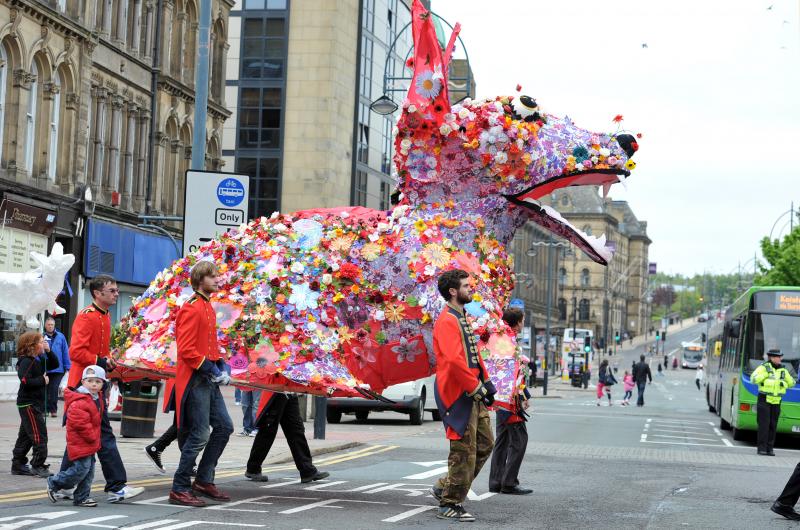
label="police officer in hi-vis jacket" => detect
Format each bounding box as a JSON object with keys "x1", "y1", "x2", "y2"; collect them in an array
[{"x1": 751, "y1": 348, "x2": 795, "y2": 456}]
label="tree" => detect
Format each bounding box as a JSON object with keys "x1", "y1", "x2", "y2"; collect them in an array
[
  {"x1": 652, "y1": 285, "x2": 677, "y2": 308},
  {"x1": 757, "y1": 226, "x2": 800, "y2": 286}
]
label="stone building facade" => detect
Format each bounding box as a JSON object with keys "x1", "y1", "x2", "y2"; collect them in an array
[
  {"x1": 0, "y1": 0, "x2": 232, "y2": 379},
  {"x1": 551, "y1": 187, "x2": 651, "y2": 349}
]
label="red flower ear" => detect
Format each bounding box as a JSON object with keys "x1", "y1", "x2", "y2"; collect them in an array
[
  {"x1": 515, "y1": 84, "x2": 522, "y2": 92},
  {"x1": 631, "y1": 141, "x2": 639, "y2": 151},
  {"x1": 612, "y1": 114, "x2": 624, "y2": 123}
]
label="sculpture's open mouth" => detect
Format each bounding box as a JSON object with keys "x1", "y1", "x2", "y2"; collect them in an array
[{"x1": 510, "y1": 168, "x2": 631, "y2": 203}]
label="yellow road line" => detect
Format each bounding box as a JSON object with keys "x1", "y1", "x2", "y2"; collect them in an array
[{"x1": 0, "y1": 444, "x2": 397, "y2": 504}]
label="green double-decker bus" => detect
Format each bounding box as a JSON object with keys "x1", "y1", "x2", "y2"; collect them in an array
[{"x1": 706, "y1": 287, "x2": 800, "y2": 440}]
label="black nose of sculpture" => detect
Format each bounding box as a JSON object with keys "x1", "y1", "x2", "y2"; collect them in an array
[{"x1": 616, "y1": 134, "x2": 638, "y2": 159}]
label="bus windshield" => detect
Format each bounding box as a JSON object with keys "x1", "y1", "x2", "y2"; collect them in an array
[
  {"x1": 683, "y1": 347, "x2": 704, "y2": 362},
  {"x1": 752, "y1": 312, "x2": 800, "y2": 373}
]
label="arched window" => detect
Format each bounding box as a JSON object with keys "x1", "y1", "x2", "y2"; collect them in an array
[
  {"x1": 211, "y1": 20, "x2": 225, "y2": 101},
  {"x1": 558, "y1": 267, "x2": 567, "y2": 286},
  {"x1": 24, "y1": 61, "x2": 38, "y2": 173},
  {"x1": 183, "y1": 0, "x2": 197, "y2": 86},
  {"x1": 47, "y1": 73, "x2": 61, "y2": 181},
  {"x1": 558, "y1": 298, "x2": 567, "y2": 321},
  {"x1": 579, "y1": 299, "x2": 590, "y2": 321},
  {"x1": 0, "y1": 45, "x2": 7, "y2": 164},
  {"x1": 582, "y1": 224, "x2": 592, "y2": 236},
  {"x1": 581, "y1": 268, "x2": 590, "y2": 287}
]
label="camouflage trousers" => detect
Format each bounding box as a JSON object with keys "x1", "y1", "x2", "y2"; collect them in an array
[{"x1": 435, "y1": 400, "x2": 494, "y2": 505}]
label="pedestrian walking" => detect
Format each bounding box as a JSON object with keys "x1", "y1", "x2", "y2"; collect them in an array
[
  {"x1": 663, "y1": 354, "x2": 668, "y2": 371},
  {"x1": 429, "y1": 270, "x2": 495, "y2": 522},
  {"x1": 695, "y1": 365, "x2": 704, "y2": 390},
  {"x1": 57, "y1": 275, "x2": 143, "y2": 503},
  {"x1": 144, "y1": 379, "x2": 178, "y2": 474},
  {"x1": 238, "y1": 388, "x2": 261, "y2": 437},
  {"x1": 47, "y1": 365, "x2": 107, "y2": 507},
  {"x1": 752, "y1": 349, "x2": 795, "y2": 456},
  {"x1": 244, "y1": 392, "x2": 329, "y2": 484},
  {"x1": 656, "y1": 363, "x2": 664, "y2": 378},
  {"x1": 771, "y1": 463, "x2": 800, "y2": 520},
  {"x1": 622, "y1": 371, "x2": 634, "y2": 405},
  {"x1": 12, "y1": 331, "x2": 58, "y2": 478},
  {"x1": 43, "y1": 316, "x2": 70, "y2": 418},
  {"x1": 632, "y1": 354, "x2": 652, "y2": 407},
  {"x1": 672, "y1": 356, "x2": 678, "y2": 370},
  {"x1": 488, "y1": 307, "x2": 532, "y2": 496},
  {"x1": 169, "y1": 261, "x2": 234, "y2": 507},
  {"x1": 596, "y1": 359, "x2": 615, "y2": 406}
]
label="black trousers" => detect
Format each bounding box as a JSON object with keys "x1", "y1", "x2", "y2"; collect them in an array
[
  {"x1": 246, "y1": 394, "x2": 316, "y2": 478},
  {"x1": 757, "y1": 394, "x2": 781, "y2": 452},
  {"x1": 152, "y1": 418, "x2": 180, "y2": 452},
  {"x1": 46, "y1": 373, "x2": 64, "y2": 414},
  {"x1": 777, "y1": 462, "x2": 800, "y2": 506},
  {"x1": 12, "y1": 405, "x2": 48, "y2": 468},
  {"x1": 60, "y1": 403, "x2": 127, "y2": 492},
  {"x1": 488, "y1": 420, "x2": 528, "y2": 491}
]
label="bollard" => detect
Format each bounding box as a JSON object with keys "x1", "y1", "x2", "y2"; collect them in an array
[
  {"x1": 313, "y1": 396, "x2": 327, "y2": 439},
  {"x1": 543, "y1": 371, "x2": 548, "y2": 396}
]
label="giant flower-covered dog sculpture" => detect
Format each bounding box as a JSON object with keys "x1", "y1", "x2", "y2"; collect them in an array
[{"x1": 114, "y1": 0, "x2": 638, "y2": 405}]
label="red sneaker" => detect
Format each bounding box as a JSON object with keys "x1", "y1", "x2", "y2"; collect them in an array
[
  {"x1": 192, "y1": 481, "x2": 231, "y2": 502},
  {"x1": 168, "y1": 490, "x2": 206, "y2": 507}
]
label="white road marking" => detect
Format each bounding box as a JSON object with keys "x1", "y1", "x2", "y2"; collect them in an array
[
  {"x1": 260, "y1": 478, "x2": 303, "y2": 489},
  {"x1": 402, "y1": 467, "x2": 449, "y2": 480},
  {"x1": 642, "y1": 440, "x2": 743, "y2": 448},
  {"x1": 382, "y1": 505, "x2": 436, "y2": 523},
  {"x1": 279, "y1": 498, "x2": 344, "y2": 514},
  {"x1": 722, "y1": 438, "x2": 734, "y2": 447},
  {"x1": 647, "y1": 418, "x2": 713, "y2": 425},
  {"x1": 35, "y1": 515, "x2": 128, "y2": 530},
  {"x1": 304, "y1": 480, "x2": 349, "y2": 490},
  {"x1": 0, "y1": 512, "x2": 77, "y2": 523},
  {"x1": 122, "y1": 521, "x2": 180, "y2": 530},
  {"x1": 206, "y1": 495, "x2": 275, "y2": 512},
  {"x1": 410, "y1": 460, "x2": 447, "y2": 467},
  {"x1": 361, "y1": 483, "x2": 430, "y2": 496},
  {"x1": 641, "y1": 434, "x2": 648, "y2": 442},
  {"x1": 649, "y1": 434, "x2": 721, "y2": 441},
  {"x1": 155, "y1": 523, "x2": 266, "y2": 530},
  {"x1": 466, "y1": 489, "x2": 497, "y2": 501},
  {"x1": 345, "y1": 483, "x2": 390, "y2": 492},
  {"x1": 650, "y1": 428, "x2": 711, "y2": 435}
]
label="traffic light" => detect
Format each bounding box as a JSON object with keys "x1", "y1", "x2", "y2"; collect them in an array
[
  {"x1": 661, "y1": 330, "x2": 667, "y2": 342},
  {"x1": 615, "y1": 331, "x2": 620, "y2": 344},
  {"x1": 583, "y1": 336, "x2": 592, "y2": 353},
  {"x1": 655, "y1": 330, "x2": 660, "y2": 341},
  {"x1": 701, "y1": 332, "x2": 707, "y2": 343}
]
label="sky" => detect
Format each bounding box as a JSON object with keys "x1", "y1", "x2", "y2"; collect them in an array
[{"x1": 430, "y1": 0, "x2": 800, "y2": 276}]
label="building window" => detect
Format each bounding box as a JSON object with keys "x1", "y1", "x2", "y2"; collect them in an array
[
  {"x1": 579, "y1": 299, "x2": 590, "y2": 321},
  {"x1": 47, "y1": 75, "x2": 61, "y2": 181},
  {"x1": 24, "y1": 61, "x2": 38, "y2": 173},
  {"x1": 354, "y1": 170, "x2": 368, "y2": 206},
  {"x1": 379, "y1": 180, "x2": 391, "y2": 210},
  {"x1": 582, "y1": 224, "x2": 592, "y2": 236},
  {"x1": 238, "y1": 87, "x2": 282, "y2": 149},
  {"x1": 0, "y1": 45, "x2": 7, "y2": 164},
  {"x1": 239, "y1": 156, "x2": 279, "y2": 219},
  {"x1": 558, "y1": 298, "x2": 567, "y2": 321},
  {"x1": 362, "y1": 0, "x2": 375, "y2": 33},
  {"x1": 242, "y1": 17, "x2": 285, "y2": 79},
  {"x1": 581, "y1": 268, "x2": 590, "y2": 287},
  {"x1": 359, "y1": 35, "x2": 373, "y2": 99},
  {"x1": 558, "y1": 267, "x2": 567, "y2": 286}
]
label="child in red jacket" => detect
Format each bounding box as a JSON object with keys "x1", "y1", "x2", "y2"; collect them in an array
[{"x1": 46, "y1": 365, "x2": 106, "y2": 507}]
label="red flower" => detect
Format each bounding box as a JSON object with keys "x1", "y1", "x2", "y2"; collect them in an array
[
  {"x1": 338, "y1": 263, "x2": 362, "y2": 281},
  {"x1": 480, "y1": 332, "x2": 491, "y2": 343},
  {"x1": 269, "y1": 278, "x2": 281, "y2": 287},
  {"x1": 636, "y1": 132, "x2": 643, "y2": 139},
  {"x1": 369, "y1": 290, "x2": 384, "y2": 304},
  {"x1": 515, "y1": 84, "x2": 522, "y2": 92},
  {"x1": 630, "y1": 141, "x2": 639, "y2": 152},
  {"x1": 612, "y1": 114, "x2": 624, "y2": 123},
  {"x1": 406, "y1": 58, "x2": 414, "y2": 68},
  {"x1": 309, "y1": 280, "x2": 320, "y2": 291}
]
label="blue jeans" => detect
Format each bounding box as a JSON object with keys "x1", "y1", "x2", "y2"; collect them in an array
[
  {"x1": 173, "y1": 376, "x2": 233, "y2": 492},
  {"x1": 241, "y1": 390, "x2": 261, "y2": 433},
  {"x1": 49, "y1": 456, "x2": 95, "y2": 504},
  {"x1": 60, "y1": 400, "x2": 126, "y2": 492},
  {"x1": 636, "y1": 382, "x2": 647, "y2": 406}
]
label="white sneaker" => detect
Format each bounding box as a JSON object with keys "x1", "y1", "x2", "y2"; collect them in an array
[
  {"x1": 54, "y1": 487, "x2": 75, "y2": 500},
  {"x1": 107, "y1": 485, "x2": 145, "y2": 503}
]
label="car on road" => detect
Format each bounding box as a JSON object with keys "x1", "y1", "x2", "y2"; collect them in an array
[
  {"x1": 326, "y1": 374, "x2": 437, "y2": 425},
  {"x1": 697, "y1": 313, "x2": 708, "y2": 322}
]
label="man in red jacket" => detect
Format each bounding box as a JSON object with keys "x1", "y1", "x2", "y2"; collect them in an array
[
  {"x1": 169, "y1": 261, "x2": 234, "y2": 507},
  {"x1": 58, "y1": 275, "x2": 143, "y2": 504},
  {"x1": 429, "y1": 269, "x2": 495, "y2": 522}
]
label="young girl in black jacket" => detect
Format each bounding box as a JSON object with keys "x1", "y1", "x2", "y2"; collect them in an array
[{"x1": 12, "y1": 331, "x2": 58, "y2": 478}]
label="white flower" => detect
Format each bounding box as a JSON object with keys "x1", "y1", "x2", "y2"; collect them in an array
[
  {"x1": 424, "y1": 264, "x2": 437, "y2": 277},
  {"x1": 374, "y1": 310, "x2": 386, "y2": 321},
  {"x1": 600, "y1": 147, "x2": 611, "y2": 157},
  {"x1": 425, "y1": 156, "x2": 437, "y2": 169},
  {"x1": 339, "y1": 211, "x2": 350, "y2": 218},
  {"x1": 408, "y1": 104, "x2": 417, "y2": 113},
  {"x1": 400, "y1": 138, "x2": 412, "y2": 150},
  {"x1": 368, "y1": 232, "x2": 379, "y2": 242},
  {"x1": 307, "y1": 322, "x2": 318, "y2": 331},
  {"x1": 377, "y1": 222, "x2": 389, "y2": 232},
  {"x1": 285, "y1": 324, "x2": 296, "y2": 332},
  {"x1": 415, "y1": 69, "x2": 443, "y2": 99},
  {"x1": 439, "y1": 123, "x2": 452, "y2": 135},
  {"x1": 273, "y1": 223, "x2": 287, "y2": 232},
  {"x1": 458, "y1": 108, "x2": 470, "y2": 119},
  {"x1": 494, "y1": 152, "x2": 508, "y2": 164},
  {"x1": 575, "y1": 162, "x2": 585, "y2": 171},
  {"x1": 419, "y1": 294, "x2": 429, "y2": 306},
  {"x1": 290, "y1": 261, "x2": 305, "y2": 274},
  {"x1": 270, "y1": 212, "x2": 280, "y2": 219},
  {"x1": 330, "y1": 262, "x2": 340, "y2": 271},
  {"x1": 322, "y1": 273, "x2": 333, "y2": 284}
]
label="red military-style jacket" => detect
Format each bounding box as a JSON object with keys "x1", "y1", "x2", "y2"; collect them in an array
[
  {"x1": 67, "y1": 303, "x2": 112, "y2": 388},
  {"x1": 174, "y1": 291, "x2": 222, "y2": 427},
  {"x1": 432, "y1": 302, "x2": 489, "y2": 439}
]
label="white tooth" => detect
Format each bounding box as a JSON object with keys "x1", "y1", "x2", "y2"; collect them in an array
[
  {"x1": 522, "y1": 197, "x2": 542, "y2": 208},
  {"x1": 617, "y1": 174, "x2": 628, "y2": 191},
  {"x1": 602, "y1": 183, "x2": 612, "y2": 198}
]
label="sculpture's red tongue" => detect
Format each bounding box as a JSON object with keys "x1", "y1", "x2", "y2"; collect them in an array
[{"x1": 517, "y1": 169, "x2": 630, "y2": 202}]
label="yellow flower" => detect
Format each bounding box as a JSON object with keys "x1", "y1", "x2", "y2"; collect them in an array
[
  {"x1": 330, "y1": 235, "x2": 355, "y2": 253},
  {"x1": 332, "y1": 292, "x2": 344, "y2": 303},
  {"x1": 384, "y1": 304, "x2": 406, "y2": 322},
  {"x1": 472, "y1": 293, "x2": 483, "y2": 302},
  {"x1": 625, "y1": 159, "x2": 637, "y2": 170},
  {"x1": 475, "y1": 234, "x2": 494, "y2": 254},
  {"x1": 421, "y1": 312, "x2": 431, "y2": 324},
  {"x1": 350, "y1": 284, "x2": 361, "y2": 294},
  {"x1": 421, "y1": 243, "x2": 451, "y2": 268},
  {"x1": 414, "y1": 219, "x2": 427, "y2": 232},
  {"x1": 361, "y1": 242, "x2": 381, "y2": 261},
  {"x1": 337, "y1": 326, "x2": 354, "y2": 342}
]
